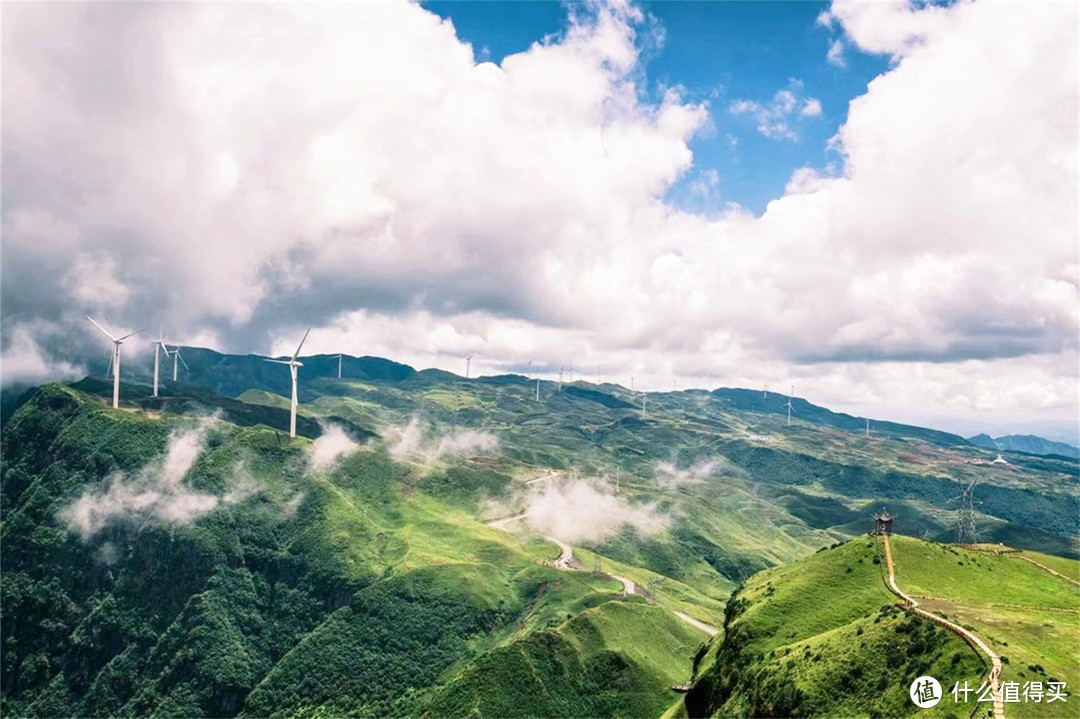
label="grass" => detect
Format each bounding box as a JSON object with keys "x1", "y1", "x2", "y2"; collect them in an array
[
  {"x1": 732, "y1": 538, "x2": 897, "y2": 655},
  {"x1": 889, "y1": 535, "x2": 1079, "y2": 719},
  {"x1": 889, "y1": 535, "x2": 1077, "y2": 610},
  {"x1": 572, "y1": 546, "x2": 728, "y2": 628},
  {"x1": 420, "y1": 599, "x2": 703, "y2": 718},
  {"x1": 691, "y1": 538, "x2": 992, "y2": 718}
]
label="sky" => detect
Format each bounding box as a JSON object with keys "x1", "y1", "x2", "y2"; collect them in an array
[{"x1": 2, "y1": 0, "x2": 1077, "y2": 443}]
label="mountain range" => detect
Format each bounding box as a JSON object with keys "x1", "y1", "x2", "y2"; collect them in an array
[{"x1": 1, "y1": 348, "x2": 1076, "y2": 718}]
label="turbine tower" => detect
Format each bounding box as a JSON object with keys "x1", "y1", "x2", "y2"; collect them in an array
[
  {"x1": 266, "y1": 328, "x2": 310, "y2": 439},
  {"x1": 465, "y1": 355, "x2": 472, "y2": 379},
  {"x1": 785, "y1": 385, "x2": 794, "y2": 426},
  {"x1": 152, "y1": 333, "x2": 169, "y2": 398},
  {"x1": 171, "y1": 346, "x2": 188, "y2": 381},
  {"x1": 865, "y1": 417, "x2": 870, "y2": 438},
  {"x1": 87, "y1": 316, "x2": 143, "y2": 409},
  {"x1": 337, "y1": 353, "x2": 343, "y2": 380},
  {"x1": 536, "y1": 377, "x2": 541, "y2": 402}
]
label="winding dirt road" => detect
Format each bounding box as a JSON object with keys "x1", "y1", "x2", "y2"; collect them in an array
[{"x1": 484, "y1": 514, "x2": 718, "y2": 636}]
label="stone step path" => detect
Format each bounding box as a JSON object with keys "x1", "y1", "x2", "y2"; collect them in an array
[{"x1": 882, "y1": 535, "x2": 1005, "y2": 719}]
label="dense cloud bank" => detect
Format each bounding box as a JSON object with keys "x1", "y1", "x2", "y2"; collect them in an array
[{"x1": 3, "y1": 0, "x2": 1075, "y2": 435}]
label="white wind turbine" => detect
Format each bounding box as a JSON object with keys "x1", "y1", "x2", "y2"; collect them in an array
[
  {"x1": 170, "y1": 345, "x2": 189, "y2": 382},
  {"x1": 87, "y1": 316, "x2": 144, "y2": 409},
  {"x1": 151, "y1": 329, "x2": 171, "y2": 398},
  {"x1": 266, "y1": 328, "x2": 310, "y2": 439},
  {"x1": 465, "y1": 355, "x2": 472, "y2": 379},
  {"x1": 337, "y1": 353, "x2": 343, "y2": 380}
]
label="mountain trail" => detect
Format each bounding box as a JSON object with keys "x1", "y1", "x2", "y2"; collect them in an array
[
  {"x1": 1015, "y1": 556, "x2": 1080, "y2": 587},
  {"x1": 484, "y1": 514, "x2": 718, "y2": 636},
  {"x1": 882, "y1": 534, "x2": 1005, "y2": 719}
]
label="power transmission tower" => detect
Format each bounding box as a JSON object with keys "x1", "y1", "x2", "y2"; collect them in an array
[{"x1": 948, "y1": 478, "x2": 980, "y2": 544}]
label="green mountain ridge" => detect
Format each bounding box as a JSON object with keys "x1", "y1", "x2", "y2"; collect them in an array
[
  {"x1": 683, "y1": 536, "x2": 1079, "y2": 719},
  {"x1": 2, "y1": 362, "x2": 1077, "y2": 718},
  {"x1": 968, "y1": 433, "x2": 1080, "y2": 461}
]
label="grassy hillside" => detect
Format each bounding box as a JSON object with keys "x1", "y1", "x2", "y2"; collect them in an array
[
  {"x1": 685, "y1": 539, "x2": 990, "y2": 718},
  {"x1": 0, "y1": 385, "x2": 720, "y2": 718},
  {"x1": 685, "y1": 536, "x2": 1080, "y2": 718},
  {"x1": 3, "y1": 360, "x2": 1077, "y2": 718},
  {"x1": 420, "y1": 600, "x2": 704, "y2": 718},
  {"x1": 888, "y1": 536, "x2": 1080, "y2": 719}
]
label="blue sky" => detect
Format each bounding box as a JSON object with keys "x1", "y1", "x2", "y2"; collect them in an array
[{"x1": 425, "y1": 1, "x2": 890, "y2": 214}]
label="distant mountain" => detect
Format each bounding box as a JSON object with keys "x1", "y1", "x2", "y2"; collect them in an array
[
  {"x1": 968, "y1": 432, "x2": 999, "y2": 450},
  {"x1": 994, "y1": 434, "x2": 1079, "y2": 460},
  {"x1": 162, "y1": 347, "x2": 416, "y2": 399},
  {"x1": 713, "y1": 387, "x2": 970, "y2": 447}
]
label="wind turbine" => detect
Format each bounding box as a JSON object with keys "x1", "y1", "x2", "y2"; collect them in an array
[
  {"x1": 785, "y1": 385, "x2": 795, "y2": 426},
  {"x1": 152, "y1": 333, "x2": 169, "y2": 398},
  {"x1": 87, "y1": 316, "x2": 143, "y2": 409},
  {"x1": 337, "y1": 353, "x2": 343, "y2": 380},
  {"x1": 535, "y1": 377, "x2": 541, "y2": 402},
  {"x1": 266, "y1": 328, "x2": 310, "y2": 439},
  {"x1": 171, "y1": 346, "x2": 188, "y2": 381},
  {"x1": 865, "y1": 417, "x2": 870, "y2": 437},
  {"x1": 558, "y1": 366, "x2": 564, "y2": 391},
  {"x1": 465, "y1": 355, "x2": 472, "y2": 379}
]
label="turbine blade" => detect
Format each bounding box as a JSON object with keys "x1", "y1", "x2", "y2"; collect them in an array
[
  {"x1": 117, "y1": 327, "x2": 147, "y2": 341},
  {"x1": 291, "y1": 327, "x2": 311, "y2": 362},
  {"x1": 266, "y1": 359, "x2": 291, "y2": 365},
  {"x1": 178, "y1": 352, "x2": 189, "y2": 371},
  {"x1": 87, "y1": 316, "x2": 118, "y2": 341}
]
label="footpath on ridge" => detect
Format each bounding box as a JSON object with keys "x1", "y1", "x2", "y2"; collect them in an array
[{"x1": 881, "y1": 534, "x2": 1005, "y2": 719}]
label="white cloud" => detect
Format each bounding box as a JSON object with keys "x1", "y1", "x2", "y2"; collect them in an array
[
  {"x1": 381, "y1": 416, "x2": 499, "y2": 465},
  {"x1": 523, "y1": 479, "x2": 667, "y2": 543},
  {"x1": 729, "y1": 79, "x2": 821, "y2": 140},
  {"x1": 61, "y1": 420, "x2": 221, "y2": 538},
  {"x1": 0, "y1": 324, "x2": 84, "y2": 386},
  {"x1": 2, "y1": 0, "x2": 1077, "y2": 438},
  {"x1": 63, "y1": 252, "x2": 132, "y2": 310},
  {"x1": 654, "y1": 458, "x2": 746, "y2": 488},
  {"x1": 307, "y1": 423, "x2": 361, "y2": 472},
  {"x1": 826, "y1": 38, "x2": 846, "y2": 67}
]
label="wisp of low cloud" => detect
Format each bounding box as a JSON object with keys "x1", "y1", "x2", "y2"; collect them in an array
[
  {"x1": 62, "y1": 419, "x2": 220, "y2": 539},
  {"x1": 307, "y1": 423, "x2": 362, "y2": 472},
  {"x1": 524, "y1": 479, "x2": 667, "y2": 544},
  {"x1": 654, "y1": 457, "x2": 746, "y2": 488},
  {"x1": 382, "y1": 416, "x2": 498, "y2": 464}
]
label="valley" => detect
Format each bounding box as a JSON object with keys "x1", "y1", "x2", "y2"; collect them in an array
[{"x1": 1, "y1": 357, "x2": 1076, "y2": 718}]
